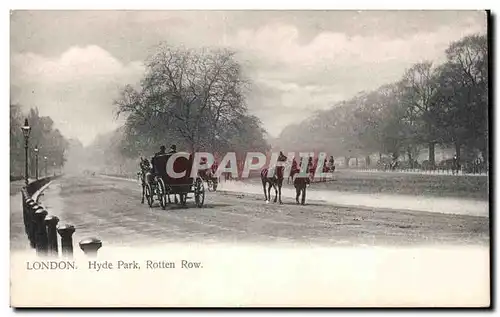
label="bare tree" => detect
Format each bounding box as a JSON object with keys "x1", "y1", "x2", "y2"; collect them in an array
[
  {"x1": 115, "y1": 43, "x2": 267, "y2": 156},
  {"x1": 400, "y1": 62, "x2": 440, "y2": 168}
]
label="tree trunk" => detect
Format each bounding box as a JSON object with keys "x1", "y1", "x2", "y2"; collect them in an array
[
  {"x1": 428, "y1": 142, "x2": 435, "y2": 170},
  {"x1": 455, "y1": 141, "x2": 461, "y2": 164},
  {"x1": 407, "y1": 149, "x2": 413, "y2": 169},
  {"x1": 480, "y1": 149, "x2": 487, "y2": 170}
]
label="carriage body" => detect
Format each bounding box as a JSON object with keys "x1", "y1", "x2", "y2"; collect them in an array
[
  {"x1": 161, "y1": 153, "x2": 194, "y2": 194},
  {"x1": 146, "y1": 152, "x2": 205, "y2": 208}
]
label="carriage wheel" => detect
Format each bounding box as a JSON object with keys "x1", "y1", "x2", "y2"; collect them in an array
[
  {"x1": 158, "y1": 178, "x2": 167, "y2": 210},
  {"x1": 194, "y1": 178, "x2": 205, "y2": 208},
  {"x1": 179, "y1": 193, "x2": 187, "y2": 206},
  {"x1": 145, "y1": 184, "x2": 153, "y2": 207}
]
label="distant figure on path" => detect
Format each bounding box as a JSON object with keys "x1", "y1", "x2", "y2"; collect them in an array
[{"x1": 294, "y1": 173, "x2": 310, "y2": 205}]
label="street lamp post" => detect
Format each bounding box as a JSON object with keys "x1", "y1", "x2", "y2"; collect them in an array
[
  {"x1": 44, "y1": 156, "x2": 48, "y2": 177},
  {"x1": 21, "y1": 119, "x2": 31, "y2": 185},
  {"x1": 34, "y1": 145, "x2": 39, "y2": 180}
]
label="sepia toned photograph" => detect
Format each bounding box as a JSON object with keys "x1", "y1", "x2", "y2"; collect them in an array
[{"x1": 9, "y1": 10, "x2": 490, "y2": 307}]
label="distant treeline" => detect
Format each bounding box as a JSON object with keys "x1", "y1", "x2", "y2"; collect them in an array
[
  {"x1": 277, "y1": 34, "x2": 488, "y2": 170},
  {"x1": 10, "y1": 105, "x2": 69, "y2": 178}
]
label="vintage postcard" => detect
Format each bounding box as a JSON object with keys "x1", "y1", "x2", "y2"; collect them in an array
[{"x1": 9, "y1": 10, "x2": 490, "y2": 307}]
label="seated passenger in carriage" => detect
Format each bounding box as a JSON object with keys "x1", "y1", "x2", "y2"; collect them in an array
[
  {"x1": 151, "y1": 145, "x2": 169, "y2": 180},
  {"x1": 167, "y1": 144, "x2": 177, "y2": 155},
  {"x1": 151, "y1": 145, "x2": 165, "y2": 166}
]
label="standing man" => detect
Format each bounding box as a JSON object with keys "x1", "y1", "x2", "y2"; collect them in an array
[
  {"x1": 294, "y1": 173, "x2": 310, "y2": 205},
  {"x1": 328, "y1": 156, "x2": 335, "y2": 172}
]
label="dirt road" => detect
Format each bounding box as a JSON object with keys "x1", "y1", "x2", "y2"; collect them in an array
[{"x1": 10, "y1": 174, "x2": 489, "y2": 250}]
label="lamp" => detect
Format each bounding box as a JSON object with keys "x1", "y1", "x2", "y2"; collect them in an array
[
  {"x1": 34, "y1": 145, "x2": 39, "y2": 180},
  {"x1": 21, "y1": 119, "x2": 31, "y2": 185},
  {"x1": 21, "y1": 118, "x2": 31, "y2": 138},
  {"x1": 44, "y1": 156, "x2": 48, "y2": 177}
]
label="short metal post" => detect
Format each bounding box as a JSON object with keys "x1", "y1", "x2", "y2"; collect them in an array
[
  {"x1": 23, "y1": 198, "x2": 34, "y2": 235},
  {"x1": 44, "y1": 215, "x2": 59, "y2": 256},
  {"x1": 57, "y1": 224, "x2": 75, "y2": 258},
  {"x1": 34, "y1": 208, "x2": 48, "y2": 256},
  {"x1": 79, "y1": 238, "x2": 102, "y2": 257},
  {"x1": 27, "y1": 202, "x2": 38, "y2": 248}
]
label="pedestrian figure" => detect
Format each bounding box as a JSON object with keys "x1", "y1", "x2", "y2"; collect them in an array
[{"x1": 294, "y1": 173, "x2": 310, "y2": 205}]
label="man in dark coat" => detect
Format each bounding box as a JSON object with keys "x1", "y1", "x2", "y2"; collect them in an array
[
  {"x1": 167, "y1": 145, "x2": 177, "y2": 155},
  {"x1": 276, "y1": 151, "x2": 287, "y2": 178},
  {"x1": 151, "y1": 145, "x2": 167, "y2": 176},
  {"x1": 294, "y1": 173, "x2": 310, "y2": 205}
]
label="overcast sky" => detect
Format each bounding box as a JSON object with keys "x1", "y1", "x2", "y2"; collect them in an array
[{"x1": 10, "y1": 10, "x2": 487, "y2": 146}]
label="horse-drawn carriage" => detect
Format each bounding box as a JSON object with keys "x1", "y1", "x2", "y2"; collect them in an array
[{"x1": 141, "y1": 152, "x2": 205, "y2": 209}]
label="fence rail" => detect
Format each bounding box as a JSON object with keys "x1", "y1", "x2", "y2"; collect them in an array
[
  {"x1": 353, "y1": 166, "x2": 488, "y2": 175},
  {"x1": 21, "y1": 176, "x2": 103, "y2": 257}
]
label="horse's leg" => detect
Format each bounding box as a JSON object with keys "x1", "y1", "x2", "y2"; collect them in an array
[
  {"x1": 273, "y1": 182, "x2": 278, "y2": 203},
  {"x1": 278, "y1": 180, "x2": 283, "y2": 204},
  {"x1": 262, "y1": 178, "x2": 268, "y2": 202},
  {"x1": 267, "y1": 182, "x2": 273, "y2": 203},
  {"x1": 301, "y1": 185, "x2": 306, "y2": 205},
  {"x1": 295, "y1": 185, "x2": 300, "y2": 204}
]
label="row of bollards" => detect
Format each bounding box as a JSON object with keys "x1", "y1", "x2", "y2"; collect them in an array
[{"x1": 21, "y1": 185, "x2": 103, "y2": 258}]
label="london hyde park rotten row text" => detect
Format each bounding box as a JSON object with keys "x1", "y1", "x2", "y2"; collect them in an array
[{"x1": 26, "y1": 259, "x2": 203, "y2": 271}]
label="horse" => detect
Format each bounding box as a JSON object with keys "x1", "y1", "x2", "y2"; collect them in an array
[
  {"x1": 138, "y1": 158, "x2": 152, "y2": 204},
  {"x1": 260, "y1": 165, "x2": 285, "y2": 204},
  {"x1": 198, "y1": 167, "x2": 218, "y2": 191},
  {"x1": 140, "y1": 157, "x2": 179, "y2": 205}
]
